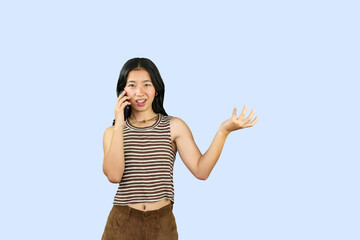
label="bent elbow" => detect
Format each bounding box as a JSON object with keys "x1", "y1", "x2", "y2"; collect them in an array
[
  {"x1": 103, "y1": 170, "x2": 122, "y2": 183},
  {"x1": 108, "y1": 173, "x2": 123, "y2": 183},
  {"x1": 108, "y1": 177, "x2": 121, "y2": 183},
  {"x1": 197, "y1": 174, "x2": 208, "y2": 181}
]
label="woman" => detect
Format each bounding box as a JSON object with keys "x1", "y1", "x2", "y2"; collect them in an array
[{"x1": 101, "y1": 57, "x2": 258, "y2": 240}]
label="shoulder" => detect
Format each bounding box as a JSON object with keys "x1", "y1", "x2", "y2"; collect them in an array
[
  {"x1": 169, "y1": 116, "x2": 191, "y2": 140},
  {"x1": 105, "y1": 125, "x2": 114, "y2": 133},
  {"x1": 169, "y1": 116, "x2": 184, "y2": 124},
  {"x1": 103, "y1": 126, "x2": 114, "y2": 139}
]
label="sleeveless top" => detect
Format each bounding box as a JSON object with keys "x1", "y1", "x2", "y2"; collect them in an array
[{"x1": 113, "y1": 113, "x2": 177, "y2": 206}]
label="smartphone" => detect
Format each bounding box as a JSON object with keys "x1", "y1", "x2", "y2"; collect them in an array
[{"x1": 119, "y1": 89, "x2": 131, "y2": 120}]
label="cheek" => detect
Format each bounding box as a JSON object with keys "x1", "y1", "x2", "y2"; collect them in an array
[
  {"x1": 149, "y1": 88, "x2": 156, "y2": 95},
  {"x1": 124, "y1": 88, "x2": 135, "y2": 95}
]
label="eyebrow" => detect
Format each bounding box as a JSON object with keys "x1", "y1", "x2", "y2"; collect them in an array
[{"x1": 127, "y1": 80, "x2": 151, "y2": 83}]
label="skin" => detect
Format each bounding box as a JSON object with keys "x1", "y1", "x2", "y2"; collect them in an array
[
  {"x1": 104, "y1": 68, "x2": 259, "y2": 211},
  {"x1": 123, "y1": 68, "x2": 158, "y2": 123}
]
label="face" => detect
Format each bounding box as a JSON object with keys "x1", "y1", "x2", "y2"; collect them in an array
[{"x1": 124, "y1": 68, "x2": 156, "y2": 112}]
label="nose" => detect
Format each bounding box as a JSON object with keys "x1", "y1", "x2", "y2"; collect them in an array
[{"x1": 136, "y1": 86, "x2": 145, "y2": 96}]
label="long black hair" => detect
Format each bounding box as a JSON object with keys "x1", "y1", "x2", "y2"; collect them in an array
[{"x1": 112, "y1": 57, "x2": 168, "y2": 126}]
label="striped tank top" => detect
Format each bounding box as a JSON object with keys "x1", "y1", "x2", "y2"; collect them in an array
[{"x1": 113, "y1": 113, "x2": 177, "y2": 206}]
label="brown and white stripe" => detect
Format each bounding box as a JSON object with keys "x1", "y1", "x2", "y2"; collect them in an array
[{"x1": 113, "y1": 113, "x2": 177, "y2": 206}]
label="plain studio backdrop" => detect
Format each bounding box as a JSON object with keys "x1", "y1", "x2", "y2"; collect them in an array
[{"x1": 0, "y1": 1, "x2": 359, "y2": 239}]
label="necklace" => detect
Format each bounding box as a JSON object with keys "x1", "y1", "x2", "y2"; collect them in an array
[{"x1": 129, "y1": 114, "x2": 158, "y2": 123}]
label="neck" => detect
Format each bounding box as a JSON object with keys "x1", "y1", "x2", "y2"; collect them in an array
[{"x1": 129, "y1": 111, "x2": 158, "y2": 122}]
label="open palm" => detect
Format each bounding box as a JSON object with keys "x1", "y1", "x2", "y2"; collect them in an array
[{"x1": 220, "y1": 104, "x2": 258, "y2": 135}]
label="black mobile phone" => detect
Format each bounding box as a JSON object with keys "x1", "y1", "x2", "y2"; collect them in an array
[{"x1": 119, "y1": 89, "x2": 130, "y2": 120}]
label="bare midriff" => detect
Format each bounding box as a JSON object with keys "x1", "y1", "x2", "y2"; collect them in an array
[{"x1": 127, "y1": 198, "x2": 171, "y2": 211}]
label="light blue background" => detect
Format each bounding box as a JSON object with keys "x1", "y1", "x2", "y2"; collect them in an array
[{"x1": 1, "y1": 1, "x2": 359, "y2": 239}]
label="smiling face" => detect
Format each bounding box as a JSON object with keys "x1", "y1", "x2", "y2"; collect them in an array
[{"x1": 124, "y1": 68, "x2": 157, "y2": 113}]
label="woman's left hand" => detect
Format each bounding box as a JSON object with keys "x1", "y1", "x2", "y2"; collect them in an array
[{"x1": 220, "y1": 104, "x2": 258, "y2": 135}]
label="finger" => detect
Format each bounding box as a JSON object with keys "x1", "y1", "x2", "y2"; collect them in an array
[
  {"x1": 243, "y1": 116, "x2": 252, "y2": 125},
  {"x1": 240, "y1": 109, "x2": 255, "y2": 126},
  {"x1": 245, "y1": 109, "x2": 256, "y2": 122},
  {"x1": 245, "y1": 116, "x2": 258, "y2": 127},
  {"x1": 232, "y1": 107, "x2": 237, "y2": 119},
  {"x1": 118, "y1": 99, "x2": 130, "y2": 110},
  {"x1": 117, "y1": 95, "x2": 130, "y2": 107},
  {"x1": 120, "y1": 97, "x2": 130, "y2": 107},
  {"x1": 117, "y1": 90, "x2": 127, "y2": 101},
  {"x1": 116, "y1": 95, "x2": 122, "y2": 105},
  {"x1": 238, "y1": 104, "x2": 247, "y2": 120},
  {"x1": 121, "y1": 101, "x2": 131, "y2": 109}
]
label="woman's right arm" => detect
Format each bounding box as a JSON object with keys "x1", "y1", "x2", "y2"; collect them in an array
[
  {"x1": 103, "y1": 90, "x2": 131, "y2": 183},
  {"x1": 102, "y1": 125, "x2": 125, "y2": 183}
]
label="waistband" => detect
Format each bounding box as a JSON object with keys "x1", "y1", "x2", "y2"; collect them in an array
[{"x1": 112, "y1": 202, "x2": 173, "y2": 218}]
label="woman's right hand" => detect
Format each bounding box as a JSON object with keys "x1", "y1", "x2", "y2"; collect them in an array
[{"x1": 114, "y1": 90, "x2": 131, "y2": 128}]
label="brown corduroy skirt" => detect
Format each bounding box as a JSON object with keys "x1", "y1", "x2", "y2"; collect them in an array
[{"x1": 101, "y1": 202, "x2": 178, "y2": 240}]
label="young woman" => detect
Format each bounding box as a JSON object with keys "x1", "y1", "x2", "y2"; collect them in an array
[{"x1": 101, "y1": 57, "x2": 258, "y2": 240}]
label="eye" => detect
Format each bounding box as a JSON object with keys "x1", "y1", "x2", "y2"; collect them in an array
[
  {"x1": 128, "y1": 84, "x2": 135, "y2": 87},
  {"x1": 145, "y1": 84, "x2": 151, "y2": 87}
]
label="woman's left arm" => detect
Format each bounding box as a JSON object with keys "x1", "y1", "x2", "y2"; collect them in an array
[{"x1": 198, "y1": 104, "x2": 258, "y2": 180}]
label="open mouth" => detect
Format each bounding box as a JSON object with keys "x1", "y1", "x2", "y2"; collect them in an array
[{"x1": 136, "y1": 99, "x2": 147, "y2": 106}]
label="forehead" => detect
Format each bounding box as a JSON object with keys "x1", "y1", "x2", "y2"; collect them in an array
[{"x1": 127, "y1": 69, "x2": 151, "y2": 82}]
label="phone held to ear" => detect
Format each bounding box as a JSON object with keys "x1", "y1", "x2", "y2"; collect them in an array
[{"x1": 119, "y1": 89, "x2": 130, "y2": 120}]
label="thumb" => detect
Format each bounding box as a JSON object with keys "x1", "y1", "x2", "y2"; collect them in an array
[{"x1": 232, "y1": 107, "x2": 237, "y2": 118}]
